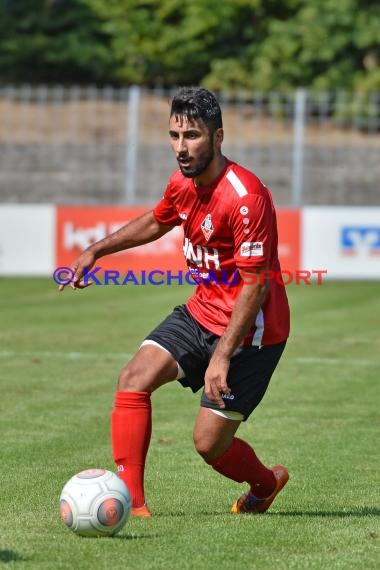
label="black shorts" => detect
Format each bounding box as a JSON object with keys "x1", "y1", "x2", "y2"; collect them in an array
[{"x1": 145, "y1": 305, "x2": 286, "y2": 420}]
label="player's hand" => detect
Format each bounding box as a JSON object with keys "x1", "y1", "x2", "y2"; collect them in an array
[
  {"x1": 58, "y1": 249, "x2": 97, "y2": 292},
  {"x1": 204, "y1": 355, "x2": 231, "y2": 409}
]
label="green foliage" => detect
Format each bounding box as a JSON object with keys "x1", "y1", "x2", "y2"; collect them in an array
[
  {"x1": 0, "y1": 0, "x2": 379, "y2": 90},
  {"x1": 0, "y1": 0, "x2": 116, "y2": 82}
]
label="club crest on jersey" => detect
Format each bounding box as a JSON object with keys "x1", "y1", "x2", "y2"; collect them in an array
[{"x1": 201, "y1": 214, "x2": 214, "y2": 241}]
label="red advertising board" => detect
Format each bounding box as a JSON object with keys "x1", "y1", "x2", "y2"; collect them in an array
[
  {"x1": 276, "y1": 209, "x2": 301, "y2": 274},
  {"x1": 56, "y1": 206, "x2": 300, "y2": 274},
  {"x1": 56, "y1": 206, "x2": 186, "y2": 273}
]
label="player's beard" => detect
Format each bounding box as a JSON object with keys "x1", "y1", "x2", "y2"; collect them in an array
[{"x1": 177, "y1": 142, "x2": 214, "y2": 179}]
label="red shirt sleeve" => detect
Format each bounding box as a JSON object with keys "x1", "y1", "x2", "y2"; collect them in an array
[
  {"x1": 229, "y1": 193, "x2": 274, "y2": 269},
  {"x1": 153, "y1": 180, "x2": 182, "y2": 226}
]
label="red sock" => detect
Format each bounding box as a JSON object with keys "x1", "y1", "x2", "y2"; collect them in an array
[
  {"x1": 111, "y1": 391, "x2": 152, "y2": 508},
  {"x1": 209, "y1": 437, "x2": 276, "y2": 498}
]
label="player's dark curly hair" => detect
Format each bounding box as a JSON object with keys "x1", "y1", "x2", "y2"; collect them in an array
[{"x1": 170, "y1": 87, "x2": 223, "y2": 132}]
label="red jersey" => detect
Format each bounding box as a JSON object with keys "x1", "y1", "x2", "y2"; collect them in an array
[{"x1": 153, "y1": 159, "x2": 290, "y2": 346}]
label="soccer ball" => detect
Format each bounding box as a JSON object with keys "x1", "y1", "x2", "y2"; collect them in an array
[{"x1": 60, "y1": 469, "x2": 131, "y2": 537}]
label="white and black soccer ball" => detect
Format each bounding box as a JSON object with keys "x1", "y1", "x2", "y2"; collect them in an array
[{"x1": 60, "y1": 469, "x2": 131, "y2": 537}]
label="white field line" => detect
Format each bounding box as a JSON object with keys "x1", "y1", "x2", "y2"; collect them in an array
[
  {"x1": 0, "y1": 350, "x2": 377, "y2": 367},
  {"x1": 293, "y1": 356, "x2": 377, "y2": 367},
  {"x1": 0, "y1": 350, "x2": 132, "y2": 360}
]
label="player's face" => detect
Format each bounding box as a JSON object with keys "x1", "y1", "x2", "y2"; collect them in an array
[{"x1": 169, "y1": 115, "x2": 220, "y2": 179}]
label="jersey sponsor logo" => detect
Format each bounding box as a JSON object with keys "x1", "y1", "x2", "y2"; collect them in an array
[
  {"x1": 341, "y1": 227, "x2": 380, "y2": 256},
  {"x1": 200, "y1": 214, "x2": 214, "y2": 241},
  {"x1": 240, "y1": 241, "x2": 263, "y2": 257},
  {"x1": 183, "y1": 237, "x2": 221, "y2": 270},
  {"x1": 189, "y1": 268, "x2": 210, "y2": 280}
]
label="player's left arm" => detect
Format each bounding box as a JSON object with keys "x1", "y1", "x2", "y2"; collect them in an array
[
  {"x1": 204, "y1": 181, "x2": 275, "y2": 408},
  {"x1": 203, "y1": 270, "x2": 269, "y2": 408}
]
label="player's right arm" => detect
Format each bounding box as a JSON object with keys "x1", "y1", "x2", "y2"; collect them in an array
[{"x1": 59, "y1": 210, "x2": 174, "y2": 291}]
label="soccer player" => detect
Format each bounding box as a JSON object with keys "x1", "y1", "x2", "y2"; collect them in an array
[{"x1": 60, "y1": 87, "x2": 290, "y2": 517}]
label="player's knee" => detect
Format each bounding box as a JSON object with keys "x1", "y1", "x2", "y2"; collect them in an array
[
  {"x1": 193, "y1": 432, "x2": 220, "y2": 463},
  {"x1": 117, "y1": 366, "x2": 138, "y2": 391},
  {"x1": 117, "y1": 363, "x2": 153, "y2": 392}
]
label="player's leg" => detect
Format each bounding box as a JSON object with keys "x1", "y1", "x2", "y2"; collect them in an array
[
  {"x1": 117, "y1": 342, "x2": 179, "y2": 392},
  {"x1": 193, "y1": 407, "x2": 278, "y2": 499},
  {"x1": 111, "y1": 344, "x2": 180, "y2": 516},
  {"x1": 195, "y1": 341, "x2": 289, "y2": 513},
  {"x1": 114, "y1": 304, "x2": 209, "y2": 516}
]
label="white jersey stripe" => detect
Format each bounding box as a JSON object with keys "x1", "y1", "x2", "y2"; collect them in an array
[
  {"x1": 252, "y1": 309, "x2": 264, "y2": 346},
  {"x1": 226, "y1": 170, "x2": 248, "y2": 197}
]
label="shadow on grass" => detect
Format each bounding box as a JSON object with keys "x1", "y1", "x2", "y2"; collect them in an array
[
  {"x1": 0, "y1": 549, "x2": 27, "y2": 563},
  {"x1": 115, "y1": 533, "x2": 160, "y2": 541},
  {"x1": 268, "y1": 506, "x2": 380, "y2": 518},
  {"x1": 161, "y1": 506, "x2": 380, "y2": 518}
]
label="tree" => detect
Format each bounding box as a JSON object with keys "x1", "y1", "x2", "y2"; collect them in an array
[
  {"x1": 204, "y1": 0, "x2": 380, "y2": 91},
  {"x1": 0, "y1": 0, "x2": 379, "y2": 90},
  {"x1": 0, "y1": 0, "x2": 115, "y2": 82}
]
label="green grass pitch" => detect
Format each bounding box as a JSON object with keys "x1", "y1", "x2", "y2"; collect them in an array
[{"x1": 0, "y1": 278, "x2": 379, "y2": 569}]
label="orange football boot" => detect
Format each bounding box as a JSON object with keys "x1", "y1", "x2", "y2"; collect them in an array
[
  {"x1": 131, "y1": 504, "x2": 152, "y2": 518},
  {"x1": 231, "y1": 465, "x2": 289, "y2": 514}
]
